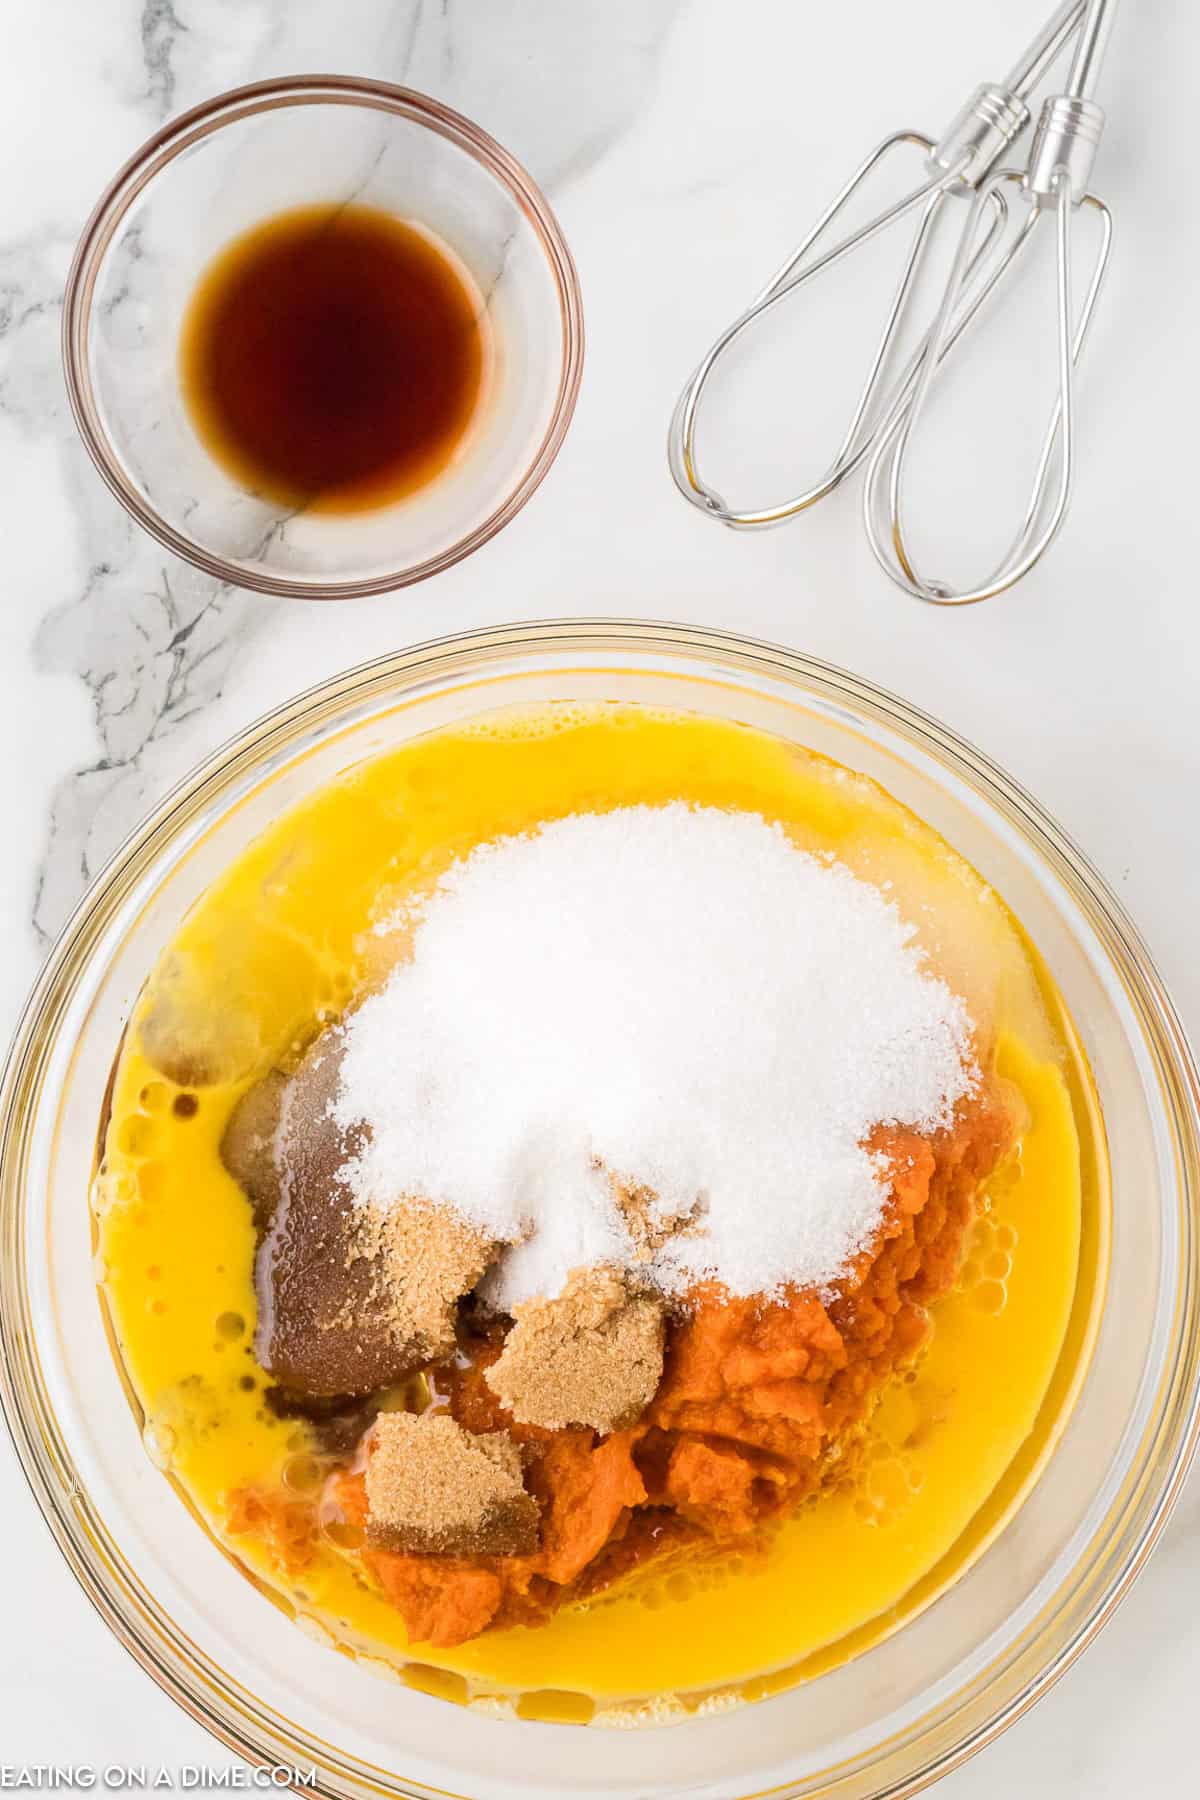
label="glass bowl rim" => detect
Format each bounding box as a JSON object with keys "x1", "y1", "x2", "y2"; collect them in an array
[
  {"x1": 2, "y1": 618, "x2": 1199, "y2": 1798},
  {"x1": 60, "y1": 75, "x2": 586, "y2": 600}
]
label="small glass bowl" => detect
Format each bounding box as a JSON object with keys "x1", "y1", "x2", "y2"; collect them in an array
[
  {"x1": 1, "y1": 623, "x2": 1198, "y2": 1797},
  {"x1": 61, "y1": 78, "x2": 584, "y2": 599}
]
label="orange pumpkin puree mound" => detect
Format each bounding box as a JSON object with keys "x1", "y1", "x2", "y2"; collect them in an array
[
  {"x1": 225, "y1": 1485, "x2": 317, "y2": 1577},
  {"x1": 237, "y1": 1089, "x2": 1012, "y2": 1653}
]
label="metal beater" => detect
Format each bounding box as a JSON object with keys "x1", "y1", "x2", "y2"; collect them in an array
[{"x1": 668, "y1": 0, "x2": 1117, "y2": 607}]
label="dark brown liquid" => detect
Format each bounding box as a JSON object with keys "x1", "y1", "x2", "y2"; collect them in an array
[{"x1": 179, "y1": 203, "x2": 488, "y2": 513}]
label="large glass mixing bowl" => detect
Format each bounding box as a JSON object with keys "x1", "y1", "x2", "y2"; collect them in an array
[{"x1": 1, "y1": 622, "x2": 1197, "y2": 1799}]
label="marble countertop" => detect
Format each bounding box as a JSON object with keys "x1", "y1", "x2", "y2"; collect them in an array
[{"x1": 2, "y1": 0, "x2": 1196, "y2": 1790}]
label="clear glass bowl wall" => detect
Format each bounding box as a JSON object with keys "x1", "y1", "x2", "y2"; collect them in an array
[
  {"x1": 1, "y1": 623, "x2": 1197, "y2": 1800},
  {"x1": 61, "y1": 79, "x2": 584, "y2": 597}
]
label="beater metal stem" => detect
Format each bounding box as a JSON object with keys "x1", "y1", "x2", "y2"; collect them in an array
[
  {"x1": 1002, "y1": 0, "x2": 1089, "y2": 94},
  {"x1": 1064, "y1": 0, "x2": 1119, "y2": 95}
]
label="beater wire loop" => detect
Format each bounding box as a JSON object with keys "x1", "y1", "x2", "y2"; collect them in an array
[
  {"x1": 668, "y1": 133, "x2": 971, "y2": 528},
  {"x1": 863, "y1": 177, "x2": 1112, "y2": 605}
]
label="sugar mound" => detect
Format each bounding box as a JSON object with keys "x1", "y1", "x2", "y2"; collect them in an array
[{"x1": 332, "y1": 805, "x2": 976, "y2": 1307}]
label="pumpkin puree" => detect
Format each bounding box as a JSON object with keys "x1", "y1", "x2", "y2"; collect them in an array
[{"x1": 233, "y1": 1096, "x2": 1009, "y2": 1649}]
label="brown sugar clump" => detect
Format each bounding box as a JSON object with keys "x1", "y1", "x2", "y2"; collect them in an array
[
  {"x1": 220, "y1": 1028, "x2": 500, "y2": 1399},
  {"x1": 485, "y1": 1266, "x2": 665, "y2": 1433},
  {"x1": 347, "y1": 1197, "x2": 497, "y2": 1364},
  {"x1": 610, "y1": 1174, "x2": 703, "y2": 1262},
  {"x1": 364, "y1": 1411, "x2": 540, "y2": 1556}
]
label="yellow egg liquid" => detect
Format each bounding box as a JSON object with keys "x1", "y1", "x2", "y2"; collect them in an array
[{"x1": 94, "y1": 705, "x2": 1107, "y2": 1722}]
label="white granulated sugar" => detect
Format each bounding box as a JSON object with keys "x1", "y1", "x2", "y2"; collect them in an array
[{"x1": 332, "y1": 805, "x2": 976, "y2": 1308}]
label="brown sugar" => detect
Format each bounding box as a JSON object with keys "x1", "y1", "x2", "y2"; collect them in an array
[
  {"x1": 610, "y1": 1174, "x2": 703, "y2": 1262},
  {"x1": 363, "y1": 1411, "x2": 539, "y2": 1556},
  {"x1": 220, "y1": 1028, "x2": 503, "y2": 1397},
  {"x1": 346, "y1": 1196, "x2": 497, "y2": 1365},
  {"x1": 484, "y1": 1265, "x2": 665, "y2": 1433},
  {"x1": 223, "y1": 1042, "x2": 410, "y2": 1397}
]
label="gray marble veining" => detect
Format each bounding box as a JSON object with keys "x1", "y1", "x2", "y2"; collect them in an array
[{"x1": 3, "y1": 0, "x2": 683, "y2": 941}]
